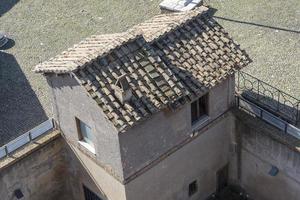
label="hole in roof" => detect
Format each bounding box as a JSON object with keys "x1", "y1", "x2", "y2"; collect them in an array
[{"x1": 113, "y1": 74, "x2": 132, "y2": 103}]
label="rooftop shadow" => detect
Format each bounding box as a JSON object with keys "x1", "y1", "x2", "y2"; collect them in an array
[
  {"x1": 0, "y1": 0, "x2": 20, "y2": 17},
  {"x1": 0, "y1": 51, "x2": 47, "y2": 146}
]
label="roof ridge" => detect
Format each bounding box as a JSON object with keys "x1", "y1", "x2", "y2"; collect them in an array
[
  {"x1": 129, "y1": 6, "x2": 209, "y2": 42},
  {"x1": 34, "y1": 31, "x2": 141, "y2": 73},
  {"x1": 34, "y1": 6, "x2": 209, "y2": 74}
]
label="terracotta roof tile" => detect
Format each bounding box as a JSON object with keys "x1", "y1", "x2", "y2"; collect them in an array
[
  {"x1": 130, "y1": 6, "x2": 209, "y2": 42},
  {"x1": 34, "y1": 32, "x2": 139, "y2": 74},
  {"x1": 72, "y1": 36, "x2": 188, "y2": 131},
  {"x1": 145, "y1": 12, "x2": 251, "y2": 92}
]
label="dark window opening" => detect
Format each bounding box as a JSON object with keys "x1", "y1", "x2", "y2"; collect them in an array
[
  {"x1": 268, "y1": 165, "x2": 279, "y2": 176},
  {"x1": 14, "y1": 189, "x2": 24, "y2": 199},
  {"x1": 217, "y1": 164, "x2": 229, "y2": 193},
  {"x1": 83, "y1": 185, "x2": 102, "y2": 200},
  {"x1": 191, "y1": 94, "x2": 208, "y2": 124},
  {"x1": 189, "y1": 180, "x2": 198, "y2": 197}
]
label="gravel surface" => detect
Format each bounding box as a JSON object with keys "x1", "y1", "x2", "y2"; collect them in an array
[{"x1": 205, "y1": 0, "x2": 300, "y2": 98}]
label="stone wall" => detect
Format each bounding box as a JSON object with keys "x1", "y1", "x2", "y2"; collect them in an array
[
  {"x1": 0, "y1": 132, "x2": 122, "y2": 200},
  {"x1": 236, "y1": 111, "x2": 300, "y2": 200},
  {"x1": 0, "y1": 136, "x2": 68, "y2": 200}
]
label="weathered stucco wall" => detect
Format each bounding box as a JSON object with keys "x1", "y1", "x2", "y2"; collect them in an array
[
  {"x1": 119, "y1": 76, "x2": 235, "y2": 179},
  {"x1": 236, "y1": 111, "x2": 300, "y2": 200},
  {"x1": 119, "y1": 104, "x2": 192, "y2": 178},
  {"x1": 124, "y1": 114, "x2": 234, "y2": 200},
  {"x1": 0, "y1": 135, "x2": 124, "y2": 200},
  {"x1": 0, "y1": 137, "x2": 67, "y2": 200},
  {"x1": 47, "y1": 75, "x2": 124, "y2": 180}
]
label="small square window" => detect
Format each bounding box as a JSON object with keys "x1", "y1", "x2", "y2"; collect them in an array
[
  {"x1": 191, "y1": 94, "x2": 208, "y2": 125},
  {"x1": 14, "y1": 189, "x2": 24, "y2": 199},
  {"x1": 268, "y1": 166, "x2": 279, "y2": 176},
  {"x1": 189, "y1": 180, "x2": 198, "y2": 196},
  {"x1": 76, "y1": 118, "x2": 94, "y2": 148}
]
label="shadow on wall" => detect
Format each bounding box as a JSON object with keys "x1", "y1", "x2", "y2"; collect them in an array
[
  {"x1": 63, "y1": 142, "x2": 108, "y2": 200},
  {"x1": 0, "y1": 50, "x2": 47, "y2": 146},
  {"x1": 0, "y1": 0, "x2": 20, "y2": 17}
]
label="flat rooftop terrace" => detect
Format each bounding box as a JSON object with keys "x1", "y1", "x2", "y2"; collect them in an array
[{"x1": 0, "y1": 0, "x2": 299, "y2": 145}]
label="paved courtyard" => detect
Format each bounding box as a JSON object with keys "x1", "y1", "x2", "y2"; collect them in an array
[{"x1": 0, "y1": 0, "x2": 299, "y2": 145}]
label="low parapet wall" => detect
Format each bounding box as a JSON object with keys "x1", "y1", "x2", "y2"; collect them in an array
[{"x1": 0, "y1": 131, "x2": 68, "y2": 200}]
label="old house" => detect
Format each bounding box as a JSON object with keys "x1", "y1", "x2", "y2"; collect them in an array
[
  {"x1": 1, "y1": 5, "x2": 299, "y2": 200},
  {"x1": 33, "y1": 6, "x2": 251, "y2": 200}
]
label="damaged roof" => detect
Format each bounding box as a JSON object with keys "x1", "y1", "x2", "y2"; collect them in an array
[
  {"x1": 74, "y1": 36, "x2": 189, "y2": 130},
  {"x1": 34, "y1": 6, "x2": 251, "y2": 132}
]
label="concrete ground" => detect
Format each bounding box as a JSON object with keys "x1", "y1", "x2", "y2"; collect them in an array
[{"x1": 0, "y1": 0, "x2": 299, "y2": 145}]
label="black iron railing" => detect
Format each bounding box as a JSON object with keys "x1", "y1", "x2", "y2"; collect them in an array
[
  {"x1": 236, "y1": 96, "x2": 300, "y2": 139},
  {"x1": 236, "y1": 71, "x2": 300, "y2": 125}
]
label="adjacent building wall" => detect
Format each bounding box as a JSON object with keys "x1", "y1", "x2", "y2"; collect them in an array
[
  {"x1": 236, "y1": 111, "x2": 300, "y2": 200},
  {"x1": 0, "y1": 134, "x2": 126, "y2": 200},
  {"x1": 47, "y1": 74, "x2": 124, "y2": 180},
  {"x1": 0, "y1": 137, "x2": 67, "y2": 200}
]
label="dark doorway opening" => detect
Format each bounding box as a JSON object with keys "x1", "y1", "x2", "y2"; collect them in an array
[
  {"x1": 83, "y1": 185, "x2": 102, "y2": 200},
  {"x1": 216, "y1": 164, "x2": 229, "y2": 193}
]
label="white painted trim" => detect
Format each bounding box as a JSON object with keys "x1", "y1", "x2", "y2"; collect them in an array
[{"x1": 78, "y1": 141, "x2": 96, "y2": 155}]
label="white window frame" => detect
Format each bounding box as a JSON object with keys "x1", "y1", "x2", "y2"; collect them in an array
[{"x1": 76, "y1": 118, "x2": 96, "y2": 154}]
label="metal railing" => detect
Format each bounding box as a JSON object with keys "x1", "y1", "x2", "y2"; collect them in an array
[
  {"x1": 236, "y1": 96, "x2": 300, "y2": 140},
  {"x1": 0, "y1": 119, "x2": 54, "y2": 159},
  {"x1": 236, "y1": 71, "x2": 300, "y2": 125}
]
